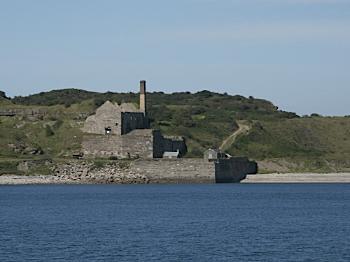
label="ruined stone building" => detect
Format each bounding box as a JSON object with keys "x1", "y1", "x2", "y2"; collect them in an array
[{"x1": 82, "y1": 81, "x2": 187, "y2": 159}]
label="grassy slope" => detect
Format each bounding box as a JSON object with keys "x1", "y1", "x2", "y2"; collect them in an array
[
  {"x1": 10, "y1": 89, "x2": 296, "y2": 157},
  {"x1": 0, "y1": 97, "x2": 90, "y2": 174},
  {"x1": 1, "y1": 90, "x2": 350, "y2": 172},
  {"x1": 229, "y1": 117, "x2": 350, "y2": 172}
]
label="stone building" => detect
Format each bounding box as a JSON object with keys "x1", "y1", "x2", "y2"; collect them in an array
[
  {"x1": 82, "y1": 81, "x2": 187, "y2": 159},
  {"x1": 204, "y1": 149, "x2": 231, "y2": 161}
]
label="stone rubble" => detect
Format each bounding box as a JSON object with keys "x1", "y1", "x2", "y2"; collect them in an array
[{"x1": 53, "y1": 162, "x2": 149, "y2": 184}]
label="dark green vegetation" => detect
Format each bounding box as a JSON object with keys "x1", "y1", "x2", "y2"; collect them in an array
[{"x1": 1, "y1": 89, "x2": 350, "y2": 173}]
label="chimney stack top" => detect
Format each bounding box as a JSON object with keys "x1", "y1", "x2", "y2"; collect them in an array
[{"x1": 140, "y1": 80, "x2": 146, "y2": 94}]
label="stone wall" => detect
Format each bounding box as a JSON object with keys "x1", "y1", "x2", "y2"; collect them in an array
[
  {"x1": 5, "y1": 157, "x2": 257, "y2": 184},
  {"x1": 120, "y1": 130, "x2": 153, "y2": 158},
  {"x1": 152, "y1": 131, "x2": 187, "y2": 158},
  {"x1": 83, "y1": 101, "x2": 149, "y2": 136},
  {"x1": 82, "y1": 99, "x2": 186, "y2": 159},
  {"x1": 82, "y1": 129, "x2": 154, "y2": 159},
  {"x1": 128, "y1": 157, "x2": 256, "y2": 183},
  {"x1": 82, "y1": 129, "x2": 187, "y2": 160},
  {"x1": 130, "y1": 159, "x2": 216, "y2": 183},
  {"x1": 83, "y1": 101, "x2": 122, "y2": 135},
  {"x1": 214, "y1": 157, "x2": 257, "y2": 183},
  {"x1": 52, "y1": 160, "x2": 213, "y2": 184},
  {"x1": 0, "y1": 108, "x2": 47, "y2": 120},
  {"x1": 152, "y1": 130, "x2": 165, "y2": 158},
  {"x1": 162, "y1": 136, "x2": 187, "y2": 156},
  {"x1": 121, "y1": 112, "x2": 149, "y2": 135}
]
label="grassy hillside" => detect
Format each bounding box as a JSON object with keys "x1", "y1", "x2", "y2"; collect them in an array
[
  {"x1": 9, "y1": 89, "x2": 298, "y2": 156},
  {"x1": 1, "y1": 89, "x2": 350, "y2": 172},
  {"x1": 228, "y1": 118, "x2": 350, "y2": 172}
]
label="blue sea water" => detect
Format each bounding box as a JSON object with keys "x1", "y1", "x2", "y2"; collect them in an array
[{"x1": 0, "y1": 184, "x2": 350, "y2": 262}]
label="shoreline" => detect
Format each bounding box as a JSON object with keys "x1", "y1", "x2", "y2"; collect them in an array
[
  {"x1": 242, "y1": 173, "x2": 350, "y2": 183},
  {"x1": 1, "y1": 173, "x2": 350, "y2": 185},
  {"x1": 0, "y1": 175, "x2": 84, "y2": 185}
]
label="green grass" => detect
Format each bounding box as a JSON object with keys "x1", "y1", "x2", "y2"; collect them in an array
[
  {"x1": 1, "y1": 89, "x2": 350, "y2": 172},
  {"x1": 0, "y1": 160, "x2": 23, "y2": 175},
  {"x1": 228, "y1": 117, "x2": 350, "y2": 172}
]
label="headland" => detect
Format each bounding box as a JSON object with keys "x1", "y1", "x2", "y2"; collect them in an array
[{"x1": 1, "y1": 80, "x2": 350, "y2": 184}]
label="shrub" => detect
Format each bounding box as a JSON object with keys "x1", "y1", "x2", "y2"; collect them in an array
[
  {"x1": 45, "y1": 125, "x2": 54, "y2": 137},
  {"x1": 53, "y1": 119, "x2": 63, "y2": 129}
]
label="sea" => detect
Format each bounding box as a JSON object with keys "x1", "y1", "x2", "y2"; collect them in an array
[{"x1": 0, "y1": 184, "x2": 349, "y2": 262}]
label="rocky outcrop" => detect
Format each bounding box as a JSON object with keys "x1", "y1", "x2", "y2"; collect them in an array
[
  {"x1": 0, "y1": 108, "x2": 47, "y2": 120},
  {"x1": 54, "y1": 161, "x2": 149, "y2": 184},
  {"x1": 8, "y1": 143, "x2": 44, "y2": 155}
]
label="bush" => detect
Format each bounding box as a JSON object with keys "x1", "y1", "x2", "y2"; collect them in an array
[
  {"x1": 187, "y1": 147, "x2": 203, "y2": 157},
  {"x1": 93, "y1": 160, "x2": 107, "y2": 169},
  {"x1": 0, "y1": 91, "x2": 8, "y2": 99},
  {"x1": 94, "y1": 97, "x2": 105, "y2": 107},
  {"x1": 53, "y1": 119, "x2": 63, "y2": 129},
  {"x1": 64, "y1": 101, "x2": 72, "y2": 108},
  {"x1": 45, "y1": 125, "x2": 54, "y2": 137}
]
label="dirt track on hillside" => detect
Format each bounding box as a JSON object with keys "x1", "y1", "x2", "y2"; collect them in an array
[{"x1": 219, "y1": 121, "x2": 251, "y2": 151}]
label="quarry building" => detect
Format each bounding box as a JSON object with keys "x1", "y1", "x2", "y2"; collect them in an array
[
  {"x1": 82, "y1": 81, "x2": 187, "y2": 159},
  {"x1": 81, "y1": 80, "x2": 257, "y2": 183},
  {"x1": 0, "y1": 81, "x2": 257, "y2": 183}
]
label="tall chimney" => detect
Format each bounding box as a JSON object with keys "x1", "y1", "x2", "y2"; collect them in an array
[{"x1": 139, "y1": 80, "x2": 146, "y2": 114}]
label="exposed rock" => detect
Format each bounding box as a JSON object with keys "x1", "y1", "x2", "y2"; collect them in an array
[
  {"x1": 17, "y1": 161, "x2": 30, "y2": 172},
  {"x1": 24, "y1": 147, "x2": 44, "y2": 155},
  {"x1": 53, "y1": 161, "x2": 149, "y2": 184},
  {"x1": 8, "y1": 143, "x2": 26, "y2": 153},
  {"x1": 7, "y1": 143, "x2": 43, "y2": 155},
  {"x1": 73, "y1": 112, "x2": 90, "y2": 120}
]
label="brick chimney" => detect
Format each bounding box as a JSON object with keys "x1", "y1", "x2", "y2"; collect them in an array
[{"x1": 140, "y1": 80, "x2": 146, "y2": 114}]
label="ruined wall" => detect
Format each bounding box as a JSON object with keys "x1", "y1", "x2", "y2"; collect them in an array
[
  {"x1": 120, "y1": 129, "x2": 153, "y2": 158},
  {"x1": 152, "y1": 131, "x2": 187, "y2": 158},
  {"x1": 129, "y1": 157, "x2": 256, "y2": 183},
  {"x1": 82, "y1": 98, "x2": 187, "y2": 159},
  {"x1": 215, "y1": 157, "x2": 258, "y2": 183},
  {"x1": 152, "y1": 130, "x2": 165, "y2": 158},
  {"x1": 83, "y1": 101, "x2": 149, "y2": 136},
  {"x1": 83, "y1": 101, "x2": 122, "y2": 135},
  {"x1": 10, "y1": 158, "x2": 256, "y2": 184},
  {"x1": 82, "y1": 129, "x2": 154, "y2": 159},
  {"x1": 163, "y1": 136, "x2": 187, "y2": 156},
  {"x1": 121, "y1": 112, "x2": 149, "y2": 135},
  {"x1": 82, "y1": 128, "x2": 187, "y2": 160},
  {"x1": 0, "y1": 108, "x2": 47, "y2": 120},
  {"x1": 130, "y1": 159, "x2": 216, "y2": 183}
]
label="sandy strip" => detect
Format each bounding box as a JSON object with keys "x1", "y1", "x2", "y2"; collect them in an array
[
  {"x1": 2, "y1": 173, "x2": 350, "y2": 185},
  {"x1": 242, "y1": 173, "x2": 350, "y2": 183}
]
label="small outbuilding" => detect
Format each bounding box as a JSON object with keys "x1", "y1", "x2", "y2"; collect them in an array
[
  {"x1": 163, "y1": 150, "x2": 180, "y2": 159},
  {"x1": 204, "y1": 148, "x2": 231, "y2": 161}
]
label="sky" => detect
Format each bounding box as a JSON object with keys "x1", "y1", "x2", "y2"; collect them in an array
[{"x1": 0, "y1": 0, "x2": 349, "y2": 116}]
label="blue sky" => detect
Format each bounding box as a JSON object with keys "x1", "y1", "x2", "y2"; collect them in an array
[{"x1": 0, "y1": 0, "x2": 349, "y2": 115}]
